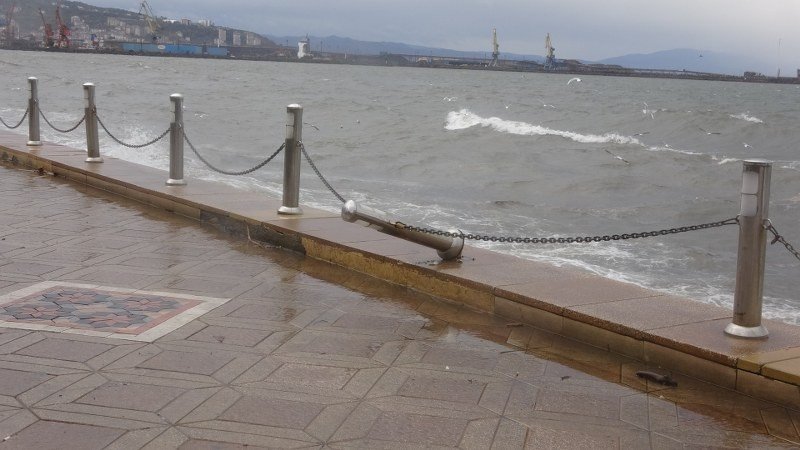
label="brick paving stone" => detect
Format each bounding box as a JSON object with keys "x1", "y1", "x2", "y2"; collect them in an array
[
  {"x1": 76, "y1": 381, "x2": 187, "y2": 412},
  {"x1": 220, "y1": 396, "x2": 325, "y2": 429},
  {"x1": 138, "y1": 349, "x2": 234, "y2": 375},
  {"x1": 4, "y1": 420, "x2": 124, "y2": 449},
  {"x1": 16, "y1": 338, "x2": 113, "y2": 362},
  {"x1": 1, "y1": 161, "x2": 799, "y2": 448},
  {"x1": 0, "y1": 367, "x2": 51, "y2": 396}
]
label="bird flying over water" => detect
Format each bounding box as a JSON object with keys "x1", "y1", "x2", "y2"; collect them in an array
[{"x1": 567, "y1": 77, "x2": 581, "y2": 85}]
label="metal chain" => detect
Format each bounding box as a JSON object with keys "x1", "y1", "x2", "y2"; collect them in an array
[
  {"x1": 184, "y1": 130, "x2": 285, "y2": 176},
  {"x1": 398, "y1": 217, "x2": 740, "y2": 244},
  {"x1": 0, "y1": 107, "x2": 29, "y2": 129},
  {"x1": 765, "y1": 220, "x2": 800, "y2": 262},
  {"x1": 39, "y1": 109, "x2": 85, "y2": 133},
  {"x1": 97, "y1": 115, "x2": 170, "y2": 149},
  {"x1": 299, "y1": 142, "x2": 346, "y2": 203}
]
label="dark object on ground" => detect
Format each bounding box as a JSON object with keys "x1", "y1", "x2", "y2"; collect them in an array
[{"x1": 636, "y1": 370, "x2": 678, "y2": 387}]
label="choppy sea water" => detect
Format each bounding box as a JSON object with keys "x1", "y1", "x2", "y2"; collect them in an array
[{"x1": 2, "y1": 50, "x2": 799, "y2": 323}]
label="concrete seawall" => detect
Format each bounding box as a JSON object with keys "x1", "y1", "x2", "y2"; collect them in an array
[{"x1": 3, "y1": 129, "x2": 800, "y2": 409}]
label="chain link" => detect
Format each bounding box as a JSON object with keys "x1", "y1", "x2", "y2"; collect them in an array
[
  {"x1": 299, "y1": 142, "x2": 346, "y2": 203},
  {"x1": 39, "y1": 109, "x2": 85, "y2": 133},
  {"x1": 765, "y1": 220, "x2": 800, "y2": 262},
  {"x1": 97, "y1": 115, "x2": 170, "y2": 149},
  {"x1": 398, "y1": 217, "x2": 740, "y2": 244},
  {"x1": 0, "y1": 107, "x2": 29, "y2": 130},
  {"x1": 184, "y1": 130, "x2": 285, "y2": 176}
]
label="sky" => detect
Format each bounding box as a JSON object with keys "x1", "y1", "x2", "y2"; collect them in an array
[{"x1": 89, "y1": 0, "x2": 798, "y2": 70}]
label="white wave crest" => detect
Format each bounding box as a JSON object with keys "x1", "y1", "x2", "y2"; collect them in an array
[
  {"x1": 730, "y1": 113, "x2": 764, "y2": 124},
  {"x1": 445, "y1": 109, "x2": 642, "y2": 145}
]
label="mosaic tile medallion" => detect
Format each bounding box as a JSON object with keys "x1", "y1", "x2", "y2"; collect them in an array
[{"x1": 0, "y1": 282, "x2": 230, "y2": 342}]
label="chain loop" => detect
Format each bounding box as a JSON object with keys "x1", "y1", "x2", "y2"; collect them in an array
[
  {"x1": 97, "y1": 115, "x2": 170, "y2": 149},
  {"x1": 184, "y1": 130, "x2": 285, "y2": 176},
  {"x1": 299, "y1": 142, "x2": 346, "y2": 203},
  {"x1": 0, "y1": 107, "x2": 29, "y2": 130},
  {"x1": 399, "y1": 217, "x2": 740, "y2": 244},
  {"x1": 765, "y1": 220, "x2": 800, "y2": 262},
  {"x1": 39, "y1": 109, "x2": 85, "y2": 133}
]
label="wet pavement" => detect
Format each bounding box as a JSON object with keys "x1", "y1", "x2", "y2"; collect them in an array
[{"x1": 1, "y1": 164, "x2": 800, "y2": 448}]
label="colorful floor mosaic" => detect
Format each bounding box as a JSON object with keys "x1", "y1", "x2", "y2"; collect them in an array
[{"x1": 0, "y1": 282, "x2": 230, "y2": 341}]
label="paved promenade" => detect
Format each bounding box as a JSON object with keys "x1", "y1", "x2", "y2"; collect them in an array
[{"x1": 1, "y1": 160, "x2": 800, "y2": 447}]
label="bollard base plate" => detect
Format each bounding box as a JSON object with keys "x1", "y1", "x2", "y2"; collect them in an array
[
  {"x1": 166, "y1": 178, "x2": 187, "y2": 186},
  {"x1": 436, "y1": 231, "x2": 464, "y2": 261},
  {"x1": 85, "y1": 157, "x2": 104, "y2": 163},
  {"x1": 27, "y1": 141, "x2": 41, "y2": 146},
  {"x1": 724, "y1": 322, "x2": 769, "y2": 339},
  {"x1": 278, "y1": 206, "x2": 303, "y2": 215}
]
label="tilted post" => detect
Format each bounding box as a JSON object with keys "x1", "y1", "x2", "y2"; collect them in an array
[
  {"x1": 166, "y1": 93, "x2": 186, "y2": 186},
  {"x1": 83, "y1": 83, "x2": 102, "y2": 163},
  {"x1": 278, "y1": 104, "x2": 303, "y2": 215},
  {"x1": 725, "y1": 159, "x2": 772, "y2": 339},
  {"x1": 342, "y1": 200, "x2": 464, "y2": 260},
  {"x1": 27, "y1": 77, "x2": 41, "y2": 146}
]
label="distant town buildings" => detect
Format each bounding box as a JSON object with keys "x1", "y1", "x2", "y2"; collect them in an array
[{"x1": 245, "y1": 32, "x2": 261, "y2": 46}]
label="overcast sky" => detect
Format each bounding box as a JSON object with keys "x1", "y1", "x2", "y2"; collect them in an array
[{"x1": 90, "y1": 0, "x2": 798, "y2": 69}]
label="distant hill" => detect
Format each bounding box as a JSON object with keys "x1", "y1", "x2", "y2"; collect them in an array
[
  {"x1": 2, "y1": 0, "x2": 134, "y2": 33},
  {"x1": 0, "y1": 0, "x2": 275, "y2": 47},
  {"x1": 598, "y1": 48, "x2": 774, "y2": 76}
]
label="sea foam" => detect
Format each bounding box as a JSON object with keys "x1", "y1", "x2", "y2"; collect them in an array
[
  {"x1": 445, "y1": 109, "x2": 642, "y2": 145},
  {"x1": 729, "y1": 112, "x2": 764, "y2": 123}
]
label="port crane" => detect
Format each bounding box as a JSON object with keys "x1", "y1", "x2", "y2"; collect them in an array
[
  {"x1": 544, "y1": 33, "x2": 556, "y2": 70},
  {"x1": 489, "y1": 28, "x2": 499, "y2": 67},
  {"x1": 4, "y1": 1, "x2": 15, "y2": 43},
  {"x1": 54, "y1": 0, "x2": 70, "y2": 48},
  {"x1": 38, "y1": 8, "x2": 55, "y2": 48},
  {"x1": 138, "y1": 1, "x2": 160, "y2": 43}
]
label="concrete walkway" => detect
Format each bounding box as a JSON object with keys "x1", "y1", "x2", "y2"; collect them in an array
[{"x1": 1, "y1": 160, "x2": 799, "y2": 447}]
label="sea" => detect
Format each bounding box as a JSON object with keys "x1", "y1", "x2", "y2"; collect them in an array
[{"x1": 2, "y1": 50, "x2": 799, "y2": 323}]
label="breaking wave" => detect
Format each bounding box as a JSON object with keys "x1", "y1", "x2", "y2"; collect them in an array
[
  {"x1": 446, "y1": 109, "x2": 642, "y2": 145},
  {"x1": 730, "y1": 113, "x2": 764, "y2": 124}
]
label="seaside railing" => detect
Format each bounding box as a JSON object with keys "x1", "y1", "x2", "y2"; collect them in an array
[{"x1": 2, "y1": 76, "x2": 799, "y2": 340}]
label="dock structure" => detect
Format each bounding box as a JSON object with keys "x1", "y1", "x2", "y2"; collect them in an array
[{"x1": 2, "y1": 129, "x2": 800, "y2": 445}]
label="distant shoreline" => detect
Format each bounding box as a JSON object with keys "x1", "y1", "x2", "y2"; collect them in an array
[{"x1": 3, "y1": 44, "x2": 797, "y2": 85}]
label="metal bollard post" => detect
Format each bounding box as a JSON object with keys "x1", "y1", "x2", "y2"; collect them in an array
[
  {"x1": 725, "y1": 159, "x2": 772, "y2": 339},
  {"x1": 27, "y1": 77, "x2": 41, "y2": 146},
  {"x1": 342, "y1": 200, "x2": 464, "y2": 260},
  {"x1": 278, "y1": 104, "x2": 303, "y2": 215},
  {"x1": 166, "y1": 93, "x2": 186, "y2": 186},
  {"x1": 83, "y1": 83, "x2": 102, "y2": 163}
]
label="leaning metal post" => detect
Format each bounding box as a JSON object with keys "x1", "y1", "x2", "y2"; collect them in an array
[
  {"x1": 341, "y1": 200, "x2": 464, "y2": 260},
  {"x1": 83, "y1": 83, "x2": 102, "y2": 163},
  {"x1": 725, "y1": 159, "x2": 772, "y2": 339},
  {"x1": 278, "y1": 104, "x2": 303, "y2": 215},
  {"x1": 166, "y1": 94, "x2": 186, "y2": 186},
  {"x1": 27, "y1": 77, "x2": 41, "y2": 146}
]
